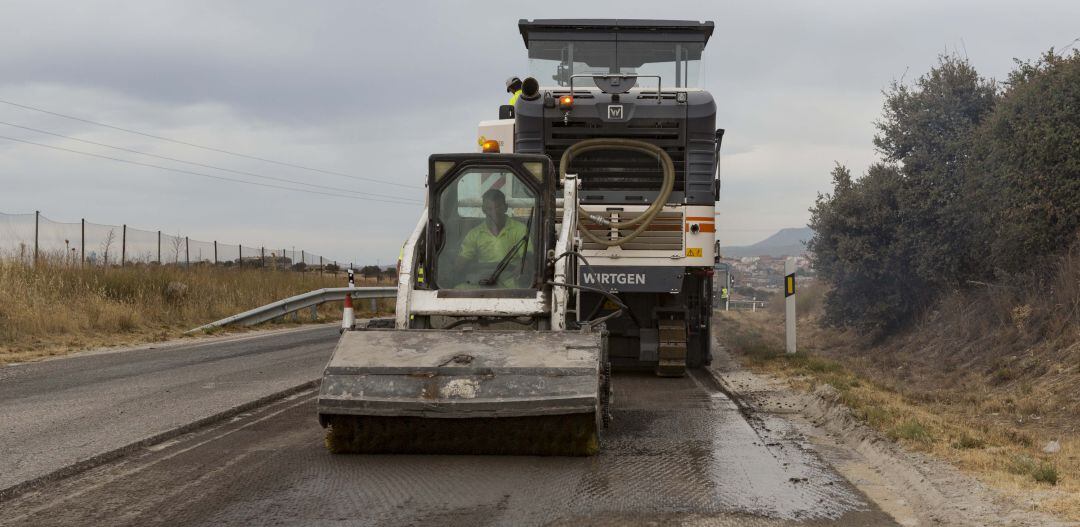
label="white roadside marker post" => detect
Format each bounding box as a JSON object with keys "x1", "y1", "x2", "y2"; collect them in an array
[
  {"x1": 341, "y1": 294, "x2": 355, "y2": 332},
  {"x1": 341, "y1": 268, "x2": 356, "y2": 332},
  {"x1": 785, "y1": 257, "x2": 796, "y2": 354}
]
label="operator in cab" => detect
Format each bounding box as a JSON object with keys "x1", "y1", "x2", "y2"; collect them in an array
[{"x1": 456, "y1": 188, "x2": 532, "y2": 288}]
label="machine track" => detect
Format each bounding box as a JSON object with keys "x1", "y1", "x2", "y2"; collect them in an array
[{"x1": 655, "y1": 318, "x2": 688, "y2": 377}]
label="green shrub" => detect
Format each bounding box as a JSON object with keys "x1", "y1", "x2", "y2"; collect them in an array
[
  {"x1": 1033, "y1": 462, "x2": 1059, "y2": 485},
  {"x1": 889, "y1": 419, "x2": 933, "y2": 443}
]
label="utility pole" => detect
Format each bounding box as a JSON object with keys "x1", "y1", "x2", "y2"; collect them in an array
[
  {"x1": 185, "y1": 236, "x2": 190, "y2": 267},
  {"x1": 261, "y1": 246, "x2": 265, "y2": 268},
  {"x1": 785, "y1": 257, "x2": 797, "y2": 354},
  {"x1": 121, "y1": 224, "x2": 126, "y2": 267},
  {"x1": 81, "y1": 218, "x2": 85, "y2": 267},
  {"x1": 157, "y1": 230, "x2": 161, "y2": 264},
  {"x1": 213, "y1": 241, "x2": 218, "y2": 265}
]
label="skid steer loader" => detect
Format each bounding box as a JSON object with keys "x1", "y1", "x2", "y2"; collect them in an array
[
  {"x1": 317, "y1": 19, "x2": 722, "y2": 456},
  {"x1": 319, "y1": 154, "x2": 612, "y2": 455}
]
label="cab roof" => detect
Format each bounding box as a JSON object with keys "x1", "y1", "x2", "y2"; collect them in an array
[{"x1": 518, "y1": 19, "x2": 714, "y2": 47}]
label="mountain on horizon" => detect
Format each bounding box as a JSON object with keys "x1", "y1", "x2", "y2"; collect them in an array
[{"x1": 721, "y1": 227, "x2": 813, "y2": 258}]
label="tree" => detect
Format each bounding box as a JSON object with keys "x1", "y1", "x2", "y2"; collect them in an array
[
  {"x1": 874, "y1": 55, "x2": 998, "y2": 290},
  {"x1": 359, "y1": 265, "x2": 382, "y2": 278},
  {"x1": 170, "y1": 234, "x2": 185, "y2": 265},
  {"x1": 100, "y1": 229, "x2": 116, "y2": 266},
  {"x1": 809, "y1": 163, "x2": 917, "y2": 335},
  {"x1": 969, "y1": 50, "x2": 1080, "y2": 273},
  {"x1": 812, "y1": 50, "x2": 1080, "y2": 334}
]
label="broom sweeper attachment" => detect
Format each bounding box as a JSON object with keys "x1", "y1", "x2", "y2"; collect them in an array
[{"x1": 317, "y1": 329, "x2": 605, "y2": 456}]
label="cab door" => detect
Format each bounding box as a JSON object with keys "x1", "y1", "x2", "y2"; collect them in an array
[{"x1": 426, "y1": 154, "x2": 554, "y2": 294}]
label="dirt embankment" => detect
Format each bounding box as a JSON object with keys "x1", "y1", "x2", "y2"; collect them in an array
[
  {"x1": 715, "y1": 280, "x2": 1079, "y2": 522},
  {"x1": 0, "y1": 261, "x2": 394, "y2": 364}
]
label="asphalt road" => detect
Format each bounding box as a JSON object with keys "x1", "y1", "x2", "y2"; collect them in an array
[
  {"x1": 0, "y1": 325, "x2": 340, "y2": 496},
  {"x1": 1, "y1": 368, "x2": 897, "y2": 526}
]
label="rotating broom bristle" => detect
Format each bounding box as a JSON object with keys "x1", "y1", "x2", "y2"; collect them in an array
[{"x1": 324, "y1": 414, "x2": 599, "y2": 456}]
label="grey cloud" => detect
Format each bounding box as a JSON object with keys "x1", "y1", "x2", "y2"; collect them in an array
[{"x1": 1, "y1": 0, "x2": 1078, "y2": 258}]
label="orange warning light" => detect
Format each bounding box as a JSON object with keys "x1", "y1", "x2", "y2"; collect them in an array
[
  {"x1": 481, "y1": 139, "x2": 500, "y2": 153},
  {"x1": 559, "y1": 95, "x2": 574, "y2": 110}
]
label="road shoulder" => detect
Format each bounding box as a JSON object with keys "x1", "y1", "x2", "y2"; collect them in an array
[
  {"x1": 3, "y1": 322, "x2": 339, "y2": 367},
  {"x1": 708, "y1": 338, "x2": 1074, "y2": 527}
]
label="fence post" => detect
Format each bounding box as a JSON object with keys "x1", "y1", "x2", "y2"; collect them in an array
[
  {"x1": 213, "y1": 241, "x2": 218, "y2": 265},
  {"x1": 33, "y1": 210, "x2": 39, "y2": 266},
  {"x1": 186, "y1": 237, "x2": 190, "y2": 266},
  {"x1": 81, "y1": 218, "x2": 85, "y2": 267},
  {"x1": 157, "y1": 230, "x2": 161, "y2": 264},
  {"x1": 121, "y1": 224, "x2": 126, "y2": 267}
]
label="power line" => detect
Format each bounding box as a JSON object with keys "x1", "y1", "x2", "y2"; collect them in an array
[
  {"x1": 1059, "y1": 36, "x2": 1080, "y2": 53},
  {"x1": 0, "y1": 98, "x2": 424, "y2": 189},
  {"x1": 0, "y1": 134, "x2": 424, "y2": 205},
  {"x1": 0, "y1": 120, "x2": 418, "y2": 202}
]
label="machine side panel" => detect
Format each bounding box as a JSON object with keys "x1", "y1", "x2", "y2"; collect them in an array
[{"x1": 685, "y1": 92, "x2": 718, "y2": 205}]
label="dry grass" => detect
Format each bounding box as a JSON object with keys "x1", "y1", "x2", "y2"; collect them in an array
[
  {"x1": 718, "y1": 276, "x2": 1080, "y2": 520},
  {"x1": 0, "y1": 260, "x2": 395, "y2": 364}
]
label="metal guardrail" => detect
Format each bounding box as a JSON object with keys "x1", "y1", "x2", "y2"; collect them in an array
[
  {"x1": 715, "y1": 299, "x2": 770, "y2": 312},
  {"x1": 188, "y1": 286, "x2": 396, "y2": 333},
  {"x1": 730, "y1": 300, "x2": 769, "y2": 311}
]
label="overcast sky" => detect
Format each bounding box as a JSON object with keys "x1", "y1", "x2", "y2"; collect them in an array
[{"x1": 1, "y1": 0, "x2": 1077, "y2": 264}]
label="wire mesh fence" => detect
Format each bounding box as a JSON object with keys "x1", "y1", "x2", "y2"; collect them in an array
[{"x1": 1, "y1": 210, "x2": 349, "y2": 271}]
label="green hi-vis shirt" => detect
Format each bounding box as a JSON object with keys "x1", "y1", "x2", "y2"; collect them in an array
[{"x1": 460, "y1": 217, "x2": 531, "y2": 287}]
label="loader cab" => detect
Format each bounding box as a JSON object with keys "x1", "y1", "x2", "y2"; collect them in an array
[{"x1": 425, "y1": 154, "x2": 555, "y2": 295}]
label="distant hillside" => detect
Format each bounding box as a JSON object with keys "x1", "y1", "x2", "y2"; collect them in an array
[{"x1": 722, "y1": 227, "x2": 813, "y2": 258}]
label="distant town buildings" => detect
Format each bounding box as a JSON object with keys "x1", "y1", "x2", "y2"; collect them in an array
[{"x1": 716, "y1": 253, "x2": 813, "y2": 297}]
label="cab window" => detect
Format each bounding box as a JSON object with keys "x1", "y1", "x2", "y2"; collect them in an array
[{"x1": 435, "y1": 168, "x2": 539, "y2": 289}]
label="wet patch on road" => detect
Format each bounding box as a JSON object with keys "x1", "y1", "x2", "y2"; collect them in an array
[{"x1": 0, "y1": 372, "x2": 897, "y2": 526}]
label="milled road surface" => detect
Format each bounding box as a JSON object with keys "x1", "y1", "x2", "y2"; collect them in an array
[
  {"x1": 1, "y1": 369, "x2": 897, "y2": 526},
  {"x1": 0, "y1": 325, "x2": 340, "y2": 495}
]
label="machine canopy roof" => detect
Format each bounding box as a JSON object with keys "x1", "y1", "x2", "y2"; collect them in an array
[{"x1": 518, "y1": 19, "x2": 714, "y2": 48}]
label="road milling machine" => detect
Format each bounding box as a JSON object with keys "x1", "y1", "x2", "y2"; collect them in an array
[{"x1": 318, "y1": 19, "x2": 723, "y2": 456}]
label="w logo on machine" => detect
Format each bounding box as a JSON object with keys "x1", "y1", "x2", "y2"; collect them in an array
[{"x1": 607, "y1": 105, "x2": 624, "y2": 120}]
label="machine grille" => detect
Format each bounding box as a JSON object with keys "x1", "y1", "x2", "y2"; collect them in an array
[
  {"x1": 572, "y1": 209, "x2": 685, "y2": 252},
  {"x1": 547, "y1": 119, "x2": 685, "y2": 194}
]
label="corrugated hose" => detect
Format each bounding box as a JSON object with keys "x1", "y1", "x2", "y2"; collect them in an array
[{"x1": 558, "y1": 138, "x2": 675, "y2": 247}]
